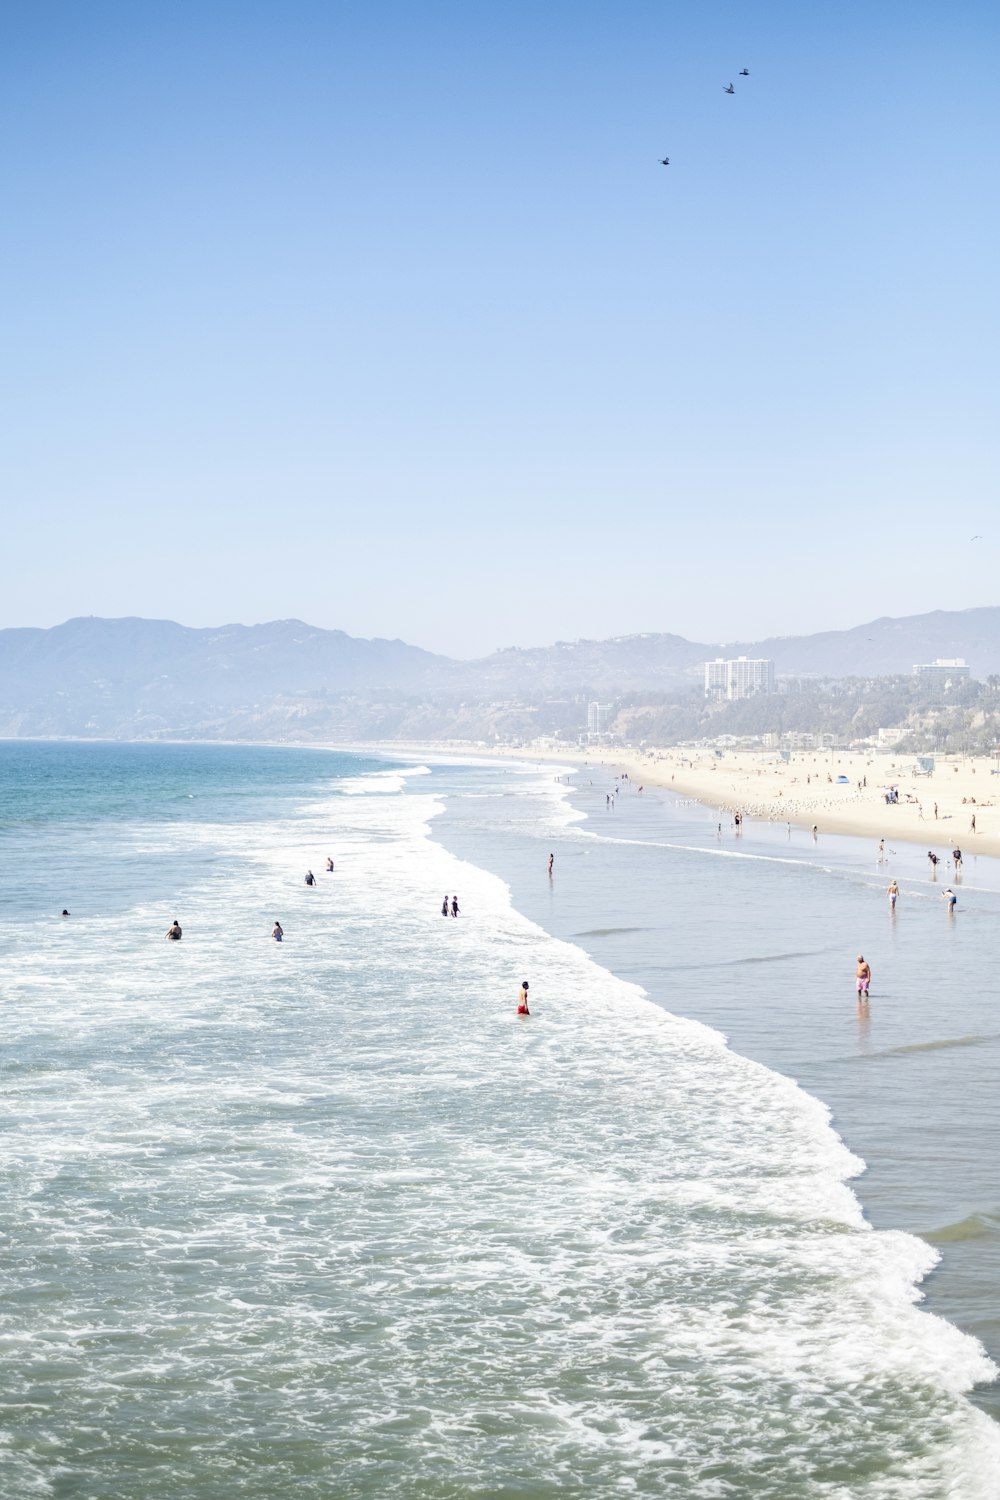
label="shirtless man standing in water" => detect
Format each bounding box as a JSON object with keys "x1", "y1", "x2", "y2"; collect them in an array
[{"x1": 855, "y1": 956, "x2": 871, "y2": 999}]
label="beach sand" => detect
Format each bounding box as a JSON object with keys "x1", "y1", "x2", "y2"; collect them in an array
[{"x1": 384, "y1": 741, "x2": 1000, "y2": 859}]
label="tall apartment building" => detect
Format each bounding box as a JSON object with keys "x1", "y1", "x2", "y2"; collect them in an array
[
  {"x1": 587, "y1": 701, "x2": 612, "y2": 735},
  {"x1": 704, "y1": 656, "x2": 775, "y2": 701},
  {"x1": 703, "y1": 659, "x2": 728, "y2": 699}
]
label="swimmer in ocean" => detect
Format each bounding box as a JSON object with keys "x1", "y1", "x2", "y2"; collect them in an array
[
  {"x1": 855, "y1": 955, "x2": 870, "y2": 998},
  {"x1": 272, "y1": 921, "x2": 284, "y2": 942},
  {"x1": 517, "y1": 981, "x2": 530, "y2": 1015},
  {"x1": 165, "y1": 919, "x2": 182, "y2": 941},
  {"x1": 887, "y1": 880, "x2": 898, "y2": 910},
  {"x1": 441, "y1": 895, "x2": 449, "y2": 916},
  {"x1": 451, "y1": 896, "x2": 460, "y2": 917},
  {"x1": 325, "y1": 857, "x2": 335, "y2": 872},
  {"x1": 304, "y1": 870, "x2": 316, "y2": 887}
]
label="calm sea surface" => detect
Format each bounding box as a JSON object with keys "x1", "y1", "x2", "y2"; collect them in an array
[{"x1": 1, "y1": 741, "x2": 998, "y2": 1498}]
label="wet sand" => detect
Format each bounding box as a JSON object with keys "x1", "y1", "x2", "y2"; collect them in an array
[
  {"x1": 429, "y1": 757, "x2": 1000, "y2": 1426},
  {"x1": 381, "y1": 740, "x2": 1000, "y2": 858}
]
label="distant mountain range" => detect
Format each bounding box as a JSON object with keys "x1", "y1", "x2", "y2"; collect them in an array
[{"x1": 0, "y1": 608, "x2": 997, "y2": 741}]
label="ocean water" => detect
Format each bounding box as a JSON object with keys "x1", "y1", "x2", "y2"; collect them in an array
[
  {"x1": 1, "y1": 742, "x2": 998, "y2": 1499},
  {"x1": 432, "y1": 756, "x2": 1000, "y2": 1425}
]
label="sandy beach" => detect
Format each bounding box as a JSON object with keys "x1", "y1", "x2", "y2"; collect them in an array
[{"x1": 383, "y1": 741, "x2": 1000, "y2": 860}]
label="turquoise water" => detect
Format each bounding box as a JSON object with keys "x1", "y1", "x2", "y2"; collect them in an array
[{"x1": 1, "y1": 743, "x2": 998, "y2": 1497}]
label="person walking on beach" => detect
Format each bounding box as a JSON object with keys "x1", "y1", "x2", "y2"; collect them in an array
[
  {"x1": 944, "y1": 888, "x2": 957, "y2": 913},
  {"x1": 877, "y1": 839, "x2": 885, "y2": 861},
  {"x1": 855, "y1": 956, "x2": 871, "y2": 999},
  {"x1": 970, "y1": 813, "x2": 977, "y2": 833},
  {"x1": 517, "y1": 981, "x2": 530, "y2": 1015},
  {"x1": 952, "y1": 847, "x2": 962, "y2": 870},
  {"x1": 272, "y1": 921, "x2": 284, "y2": 942},
  {"x1": 451, "y1": 896, "x2": 460, "y2": 917},
  {"x1": 165, "y1": 919, "x2": 182, "y2": 941},
  {"x1": 548, "y1": 853, "x2": 554, "y2": 877},
  {"x1": 887, "y1": 880, "x2": 899, "y2": 910}
]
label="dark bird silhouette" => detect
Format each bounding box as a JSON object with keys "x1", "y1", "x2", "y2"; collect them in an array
[
  {"x1": 739, "y1": 68, "x2": 749, "y2": 76},
  {"x1": 659, "y1": 156, "x2": 670, "y2": 166},
  {"x1": 724, "y1": 82, "x2": 735, "y2": 94},
  {"x1": 971, "y1": 534, "x2": 983, "y2": 540}
]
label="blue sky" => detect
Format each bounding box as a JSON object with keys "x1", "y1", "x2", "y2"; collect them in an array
[{"x1": 2, "y1": 0, "x2": 997, "y2": 656}]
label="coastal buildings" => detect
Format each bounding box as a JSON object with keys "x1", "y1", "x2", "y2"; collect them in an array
[
  {"x1": 587, "y1": 701, "x2": 612, "y2": 735},
  {"x1": 703, "y1": 659, "x2": 728, "y2": 698},
  {"x1": 912, "y1": 658, "x2": 972, "y2": 687},
  {"x1": 703, "y1": 656, "x2": 775, "y2": 701}
]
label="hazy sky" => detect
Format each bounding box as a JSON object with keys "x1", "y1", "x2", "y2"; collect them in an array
[{"x1": 2, "y1": 1, "x2": 997, "y2": 657}]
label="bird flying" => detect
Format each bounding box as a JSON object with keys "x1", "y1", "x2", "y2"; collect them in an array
[
  {"x1": 659, "y1": 156, "x2": 670, "y2": 166},
  {"x1": 724, "y1": 82, "x2": 735, "y2": 94},
  {"x1": 739, "y1": 68, "x2": 749, "y2": 76}
]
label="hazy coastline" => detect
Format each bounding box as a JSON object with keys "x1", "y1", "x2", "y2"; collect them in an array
[{"x1": 382, "y1": 740, "x2": 1000, "y2": 859}]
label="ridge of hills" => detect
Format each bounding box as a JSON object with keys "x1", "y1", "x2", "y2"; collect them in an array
[{"x1": 0, "y1": 608, "x2": 997, "y2": 741}]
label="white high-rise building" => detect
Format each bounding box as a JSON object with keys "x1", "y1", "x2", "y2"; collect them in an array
[
  {"x1": 587, "y1": 701, "x2": 611, "y2": 734},
  {"x1": 703, "y1": 656, "x2": 774, "y2": 701},
  {"x1": 704, "y1": 659, "x2": 728, "y2": 699},
  {"x1": 727, "y1": 655, "x2": 774, "y2": 700}
]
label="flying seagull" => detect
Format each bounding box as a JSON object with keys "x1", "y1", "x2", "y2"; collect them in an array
[
  {"x1": 739, "y1": 68, "x2": 749, "y2": 75},
  {"x1": 971, "y1": 534, "x2": 983, "y2": 540},
  {"x1": 659, "y1": 156, "x2": 670, "y2": 166},
  {"x1": 724, "y1": 82, "x2": 735, "y2": 93}
]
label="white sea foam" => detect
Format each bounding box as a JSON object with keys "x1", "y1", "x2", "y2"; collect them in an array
[{"x1": 1, "y1": 755, "x2": 998, "y2": 1498}]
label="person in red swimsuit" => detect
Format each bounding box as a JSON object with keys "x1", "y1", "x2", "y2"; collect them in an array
[{"x1": 517, "y1": 981, "x2": 530, "y2": 1015}]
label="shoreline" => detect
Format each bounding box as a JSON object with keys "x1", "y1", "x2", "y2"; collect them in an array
[
  {"x1": 376, "y1": 740, "x2": 1000, "y2": 861},
  {"x1": 9, "y1": 731, "x2": 998, "y2": 861},
  {"x1": 425, "y1": 749, "x2": 1000, "y2": 1428}
]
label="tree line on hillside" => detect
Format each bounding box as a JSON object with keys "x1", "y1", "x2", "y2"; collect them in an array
[{"x1": 600, "y1": 675, "x2": 1000, "y2": 752}]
